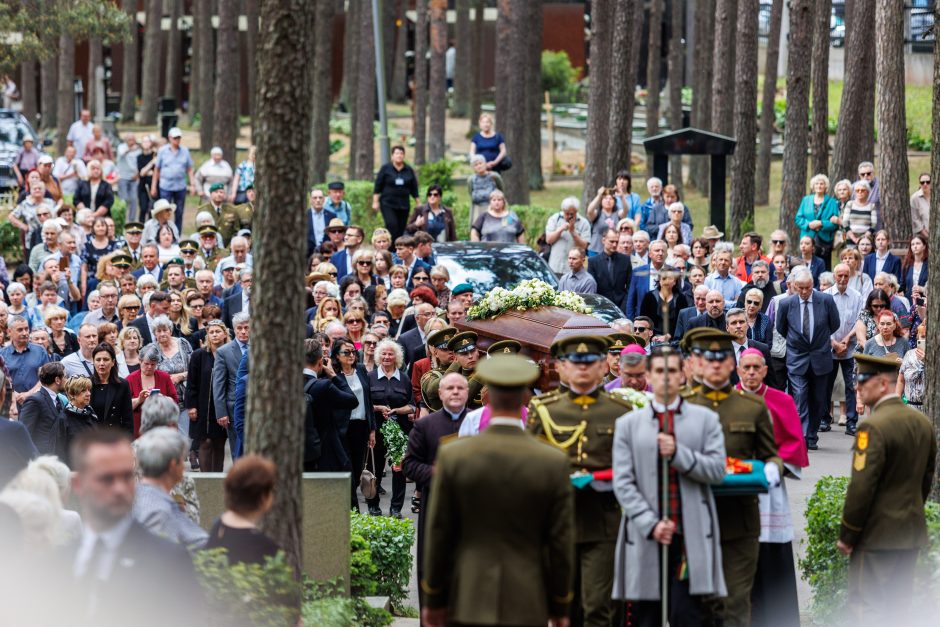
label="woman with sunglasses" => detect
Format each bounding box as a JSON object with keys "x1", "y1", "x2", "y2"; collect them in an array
[
  {"x1": 351, "y1": 248, "x2": 379, "y2": 287},
  {"x1": 911, "y1": 173, "x2": 930, "y2": 239},
  {"x1": 360, "y1": 332, "x2": 380, "y2": 372},
  {"x1": 185, "y1": 320, "x2": 230, "y2": 472},
  {"x1": 406, "y1": 184, "x2": 457, "y2": 242},
  {"x1": 854, "y1": 289, "x2": 891, "y2": 351},
  {"x1": 330, "y1": 338, "x2": 376, "y2": 511},
  {"x1": 344, "y1": 311, "x2": 367, "y2": 349}
]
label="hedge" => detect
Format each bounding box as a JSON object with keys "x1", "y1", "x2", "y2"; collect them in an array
[{"x1": 350, "y1": 511, "x2": 415, "y2": 610}]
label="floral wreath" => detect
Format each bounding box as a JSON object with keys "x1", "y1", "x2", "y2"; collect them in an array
[{"x1": 465, "y1": 279, "x2": 593, "y2": 321}]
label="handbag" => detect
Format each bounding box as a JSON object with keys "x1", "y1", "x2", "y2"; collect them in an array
[{"x1": 359, "y1": 447, "x2": 377, "y2": 499}]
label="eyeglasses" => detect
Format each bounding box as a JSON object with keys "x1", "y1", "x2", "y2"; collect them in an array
[
  {"x1": 771, "y1": 239, "x2": 786, "y2": 245},
  {"x1": 428, "y1": 191, "x2": 441, "y2": 197},
  {"x1": 357, "y1": 260, "x2": 373, "y2": 266},
  {"x1": 921, "y1": 180, "x2": 931, "y2": 185},
  {"x1": 339, "y1": 350, "x2": 357, "y2": 356},
  {"x1": 745, "y1": 300, "x2": 761, "y2": 306},
  {"x1": 871, "y1": 303, "x2": 886, "y2": 309}
]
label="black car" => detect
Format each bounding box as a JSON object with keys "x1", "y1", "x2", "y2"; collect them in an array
[
  {"x1": 580, "y1": 293, "x2": 628, "y2": 324},
  {"x1": 434, "y1": 242, "x2": 559, "y2": 297},
  {"x1": 0, "y1": 109, "x2": 43, "y2": 191}
]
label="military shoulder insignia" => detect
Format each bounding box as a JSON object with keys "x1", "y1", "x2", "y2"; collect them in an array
[
  {"x1": 856, "y1": 431, "x2": 868, "y2": 451},
  {"x1": 853, "y1": 451, "x2": 866, "y2": 471}
]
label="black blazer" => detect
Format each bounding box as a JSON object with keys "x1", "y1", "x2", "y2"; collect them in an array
[
  {"x1": 368, "y1": 368, "x2": 415, "y2": 435},
  {"x1": 639, "y1": 290, "x2": 689, "y2": 337},
  {"x1": 674, "y1": 306, "x2": 705, "y2": 340},
  {"x1": 304, "y1": 372, "x2": 358, "y2": 471},
  {"x1": 397, "y1": 327, "x2": 426, "y2": 372},
  {"x1": 222, "y1": 292, "x2": 245, "y2": 330},
  {"x1": 334, "y1": 365, "x2": 376, "y2": 435},
  {"x1": 91, "y1": 379, "x2": 134, "y2": 436},
  {"x1": 18, "y1": 390, "x2": 63, "y2": 456},
  {"x1": 587, "y1": 251, "x2": 633, "y2": 314},
  {"x1": 730, "y1": 339, "x2": 772, "y2": 386},
  {"x1": 0, "y1": 419, "x2": 37, "y2": 488},
  {"x1": 74, "y1": 178, "x2": 115, "y2": 214},
  {"x1": 185, "y1": 348, "x2": 226, "y2": 441}
]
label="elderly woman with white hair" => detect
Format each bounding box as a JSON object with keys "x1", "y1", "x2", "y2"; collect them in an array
[
  {"x1": 467, "y1": 153, "x2": 504, "y2": 227},
  {"x1": 841, "y1": 179, "x2": 878, "y2": 248},
  {"x1": 367, "y1": 339, "x2": 415, "y2": 518},
  {"x1": 142, "y1": 315, "x2": 193, "y2": 435},
  {"x1": 73, "y1": 158, "x2": 115, "y2": 217},
  {"x1": 6, "y1": 455, "x2": 82, "y2": 542},
  {"x1": 386, "y1": 288, "x2": 411, "y2": 339},
  {"x1": 132, "y1": 427, "x2": 208, "y2": 549},
  {"x1": 795, "y1": 173, "x2": 840, "y2": 268},
  {"x1": 194, "y1": 146, "x2": 234, "y2": 200}
]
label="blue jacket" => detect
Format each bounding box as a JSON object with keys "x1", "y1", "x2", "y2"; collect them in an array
[
  {"x1": 307, "y1": 207, "x2": 337, "y2": 258},
  {"x1": 902, "y1": 262, "x2": 928, "y2": 300},
  {"x1": 233, "y1": 351, "x2": 249, "y2": 458},
  {"x1": 794, "y1": 194, "x2": 840, "y2": 243},
  {"x1": 862, "y1": 252, "x2": 902, "y2": 282}
]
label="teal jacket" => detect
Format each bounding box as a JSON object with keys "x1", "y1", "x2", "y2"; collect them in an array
[{"x1": 795, "y1": 194, "x2": 840, "y2": 243}]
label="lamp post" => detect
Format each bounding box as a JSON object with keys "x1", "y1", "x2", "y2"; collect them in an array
[{"x1": 371, "y1": 0, "x2": 390, "y2": 164}]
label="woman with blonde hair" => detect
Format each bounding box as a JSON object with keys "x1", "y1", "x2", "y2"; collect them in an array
[
  {"x1": 166, "y1": 291, "x2": 193, "y2": 337},
  {"x1": 44, "y1": 305, "x2": 79, "y2": 358},
  {"x1": 371, "y1": 227, "x2": 392, "y2": 252},
  {"x1": 313, "y1": 296, "x2": 342, "y2": 332},
  {"x1": 470, "y1": 112, "x2": 509, "y2": 171},
  {"x1": 343, "y1": 310, "x2": 367, "y2": 349},
  {"x1": 388, "y1": 264, "x2": 408, "y2": 290},
  {"x1": 314, "y1": 261, "x2": 339, "y2": 282},
  {"x1": 117, "y1": 294, "x2": 142, "y2": 328},
  {"x1": 116, "y1": 325, "x2": 143, "y2": 376}
]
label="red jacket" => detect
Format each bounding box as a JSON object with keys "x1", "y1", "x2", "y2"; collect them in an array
[
  {"x1": 734, "y1": 254, "x2": 771, "y2": 283},
  {"x1": 127, "y1": 369, "x2": 179, "y2": 438}
]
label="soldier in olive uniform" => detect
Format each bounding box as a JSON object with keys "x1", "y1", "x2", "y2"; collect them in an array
[
  {"x1": 487, "y1": 339, "x2": 522, "y2": 357},
  {"x1": 838, "y1": 354, "x2": 937, "y2": 625},
  {"x1": 604, "y1": 333, "x2": 632, "y2": 384},
  {"x1": 685, "y1": 330, "x2": 781, "y2": 627},
  {"x1": 178, "y1": 239, "x2": 201, "y2": 279},
  {"x1": 234, "y1": 183, "x2": 255, "y2": 230},
  {"x1": 445, "y1": 331, "x2": 484, "y2": 410},
  {"x1": 160, "y1": 259, "x2": 197, "y2": 292},
  {"x1": 121, "y1": 222, "x2": 146, "y2": 271},
  {"x1": 196, "y1": 224, "x2": 228, "y2": 272},
  {"x1": 527, "y1": 334, "x2": 634, "y2": 627},
  {"x1": 198, "y1": 182, "x2": 246, "y2": 243},
  {"x1": 110, "y1": 252, "x2": 133, "y2": 277},
  {"x1": 420, "y1": 327, "x2": 458, "y2": 412}
]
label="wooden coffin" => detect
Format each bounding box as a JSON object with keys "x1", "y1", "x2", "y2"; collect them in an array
[{"x1": 455, "y1": 306, "x2": 616, "y2": 391}]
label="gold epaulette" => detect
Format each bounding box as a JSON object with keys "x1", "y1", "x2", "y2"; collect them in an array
[{"x1": 603, "y1": 390, "x2": 635, "y2": 409}]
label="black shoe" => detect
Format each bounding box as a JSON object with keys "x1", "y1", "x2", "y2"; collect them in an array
[
  {"x1": 189, "y1": 450, "x2": 200, "y2": 470},
  {"x1": 818, "y1": 424, "x2": 832, "y2": 433},
  {"x1": 845, "y1": 427, "x2": 857, "y2": 436},
  {"x1": 368, "y1": 505, "x2": 382, "y2": 516},
  {"x1": 390, "y1": 510, "x2": 403, "y2": 519},
  {"x1": 807, "y1": 443, "x2": 819, "y2": 450},
  {"x1": 377, "y1": 485, "x2": 387, "y2": 495}
]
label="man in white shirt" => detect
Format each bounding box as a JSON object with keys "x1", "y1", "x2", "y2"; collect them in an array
[
  {"x1": 116, "y1": 133, "x2": 142, "y2": 222},
  {"x1": 61, "y1": 323, "x2": 100, "y2": 377},
  {"x1": 66, "y1": 108, "x2": 94, "y2": 158},
  {"x1": 824, "y1": 263, "x2": 864, "y2": 435},
  {"x1": 544, "y1": 197, "x2": 591, "y2": 274}
]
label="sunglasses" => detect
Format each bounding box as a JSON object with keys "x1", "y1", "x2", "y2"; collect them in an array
[
  {"x1": 634, "y1": 326, "x2": 650, "y2": 333},
  {"x1": 122, "y1": 305, "x2": 140, "y2": 310},
  {"x1": 190, "y1": 303, "x2": 205, "y2": 308},
  {"x1": 745, "y1": 300, "x2": 761, "y2": 306},
  {"x1": 339, "y1": 350, "x2": 357, "y2": 356},
  {"x1": 771, "y1": 239, "x2": 786, "y2": 245},
  {"x1": 428, "y1": 191, "x2": 441, "y2": 197},
  {"x1": 921, "y1": 180, "x2": 931, "y2": 185},
  {"x1": 347, "y1": 319, "x2": 363, "y2": 324},
  {"x1": 362, "y1": 341, "x2": 377, "y2": 346},
  {"x1": 859, "y1": 171, "x2": 873, "y2": 177},
  {"x1": 328, "y1": 272, "x2": 337, "y2": 277},
  {"x1": 412, "y1": 276, "x2": 429, "y2": 282},
  {"x1": 357, "y1": 260, "x2": 373, "y2": 265},
  {"x1": 871, "y1": 303, "x2": 886, "y2": 309}
]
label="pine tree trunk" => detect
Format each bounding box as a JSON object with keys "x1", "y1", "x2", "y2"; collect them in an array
[
  {"x1": 353, "y1": 2, "x2": 376, "y2": 180},
  {"x1": 390, "y1": 0, "x2": 409, "y2": 102},
  {"x1": 875, "y1": 0, "x2": 910, "y2": 242},
  {"x1": 809, "y1": 0, "x2": 831, "y2": 177},
  {"x1": 40, "y1": 54, "x2": 57, "y2": 130},
  {"x1": 667, "y1": 0, "x2": 684, "y2": 192},
  {"x1": 453, "y1": 0, "x2": 471, "y2": 117},
  {"x1": 645, "y1": 0, "x2": 664, "y2": 146},
  {"x1": 166, "y1": 1, "x2": 182, "y2": 101},
  {"x1": 20, "y1": 61, "x2": 37, "y2": 126},
  {"x1": 213, "y1": 0, "x2": 240, "y2": 164},
  {"x1": 606, "y1": 0, "x2": 642, "y2": 182},
  {"x1": 779, "y1": 0, "x2": 813, "y2": 243},
  {"x1": 120, "y1": 0, "x2": 139, "y2": 122},
  {"x1": 926, "y1": 0, "x2": 940, "y2": 503},
  {"x1": 245, "y1": 0, "x2": 259, "y2": 127},
  {"x1": 494, "y1": 0, "x2": 528, "y2": 204},
  {"x1": 428, "y1": 0, "x2": 447, "y2": 162},
  {"x1": 87, "y1": 39, "x2": 101, "y2": 114},
  {"x1": 310, "y1": 0, "x2": 335, "y2": 184},
  {"x1": 468, "y1": 0, "x2": 484, "y2": 131},
  {"x1": 196, "y1": 0, "x2": 215, "y2": 150},
  {"x1": 710, "y1": 0, "x2": 736, "y2": 136},
  {"x1": 689, "y1": 0, "x2": 715, "y2": 192},
  {"x1": 754, "y1": 0, "x2": 782, "y2": 205},
  {"x1": 382, "y1": 0, "x2": 397, "y2": 99},
  {"x1": 249, "y1": 0, "x2": 313, "y2": 576},
  {"x1": 140, "y1": 0, "x2": 163, "y2": 126},
  {"x1": 524, "y1": 0, "x2": 543, "y2": 191},
  {"x1": 583, "y1": 0, "x2": 614, "y2": 205},
  {"x1": 831, "y1": 0, "x2": 876, "y2": 183},
  {"x1": 56, "y1": 35, "x2": 75, "y2": 155},
  {"x1": 728, "y1": 0, "x2": 758, "y2": 241},
  {"x1": 344, "y1": 0, "x2": 361, "y2": 175},
  {"x1": 413, "y1": 0, "x2": 429, "y2": 165}
]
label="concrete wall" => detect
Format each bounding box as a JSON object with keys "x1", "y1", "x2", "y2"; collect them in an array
[{"x1": 190, "y1": 472, "x2": 351, "y2": 590}]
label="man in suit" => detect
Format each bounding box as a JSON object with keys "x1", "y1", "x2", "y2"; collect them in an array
[
  {"x1": 213, "y1": 313, "x2": 250, "y2": 461},
  {"x1": 130, "y1": 243, "x2": 163, "y2": 282},
  {"x1": 222, "y1": 268, "x2": 252, "y2": 329},
  {"x1": 726, "y1": 308, "x2": 773, "y2": 387},
  {"x1": 18, "y1": 362, "x2": 66, "y2": 456},
  {"x1": 590, "y1": 228, "x2": 634, "y2": 316},
  {"x1": 66, "y1": 428, "x2": 201, "y2": 627},
  {"x1": 0, "y1": 370, "x2": 37, "y2": 488},
  {"x1": 675, "y1": 285, "x2": 709, "y2": 340},
  {"x1": 306, "y1": 189, "x2": 337, "y2": 258},
  {"x1": 422, "y1": 355, "x2": 573, "y2": 627},
  {"x1": 330, "y1": 224, "x2": 365, "y2": 281},
  {"x1": 838, "y1": 354, "x2": 937, "y2": 625},
  {"x1": 302, "y1": 339, "x2": 357, "y2": 472},
  {"x1": 775, "y1": 267, "x2": 841, "y2": 450},
  {"x1": 626, "y1": 239, "x2": 675, "y2": 320},
  {"x1": 684, "y1": 289, "x2": 728, "y2": 334},
  {"x1": 129, "y1": 290, "x2": 172, "y2": 346},
  {"x1": 398, "y1": 302, "x2": 435, "y2": 373}
]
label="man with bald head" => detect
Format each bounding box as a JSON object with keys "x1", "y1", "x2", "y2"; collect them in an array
[
  {"x1": 685, "y1": 289, "x2": 728, "y2": 333},
  {"x1": 676, "y1": 284, "x2": 710, "y2": 340}
]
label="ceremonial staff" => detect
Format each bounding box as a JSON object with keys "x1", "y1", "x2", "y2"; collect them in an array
[{"x1": 659, "y1": 291, "x2": 672, "y2": 627}]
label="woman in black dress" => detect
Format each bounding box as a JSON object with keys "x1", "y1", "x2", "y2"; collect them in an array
[
  {"x1": 185, "y1": 320, "x2": 230, "y2": 472},
  {"x1": 331, "y1": 338, "x2": 376, "y2": 511},
  {"x1": 89, "y1": 343, "x2": 134, "y2": 436},
  {"x1": 367, "y1": 339, "x2": 415, "y2": 518}
]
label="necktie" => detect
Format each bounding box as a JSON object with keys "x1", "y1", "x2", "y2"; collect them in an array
[
  {"x1": 802, "y1": 300, "x2": 811, "y2": 339},
  {"x1": 738, "y1": 345, "x2": 745, "y2": 358},
  {"x1": 242, "y1": 342, "x2": 249, "y2": 356},
  {"x1": 54, "y1": 396, "x2": 61, "y2": 412}
]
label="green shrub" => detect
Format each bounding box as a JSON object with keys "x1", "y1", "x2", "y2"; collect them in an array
[
  {"x1": 541, "y1": 50, "x2": 580, "y2": 103},
  {"x1": 304, "y1": 577, "x2": 392, "y2": 627},
  {"x1": 799, "y1": 476, "x2": 940, "y2": 625},
  {"x1": 194, "y1": 548, "x2": 301, "y2": 627},
  {"x1": 302, "y1": 597, "x2": 356, "y2": 626},
  {"x1": 350, "y1": 511, "x2": 415, "y2": 608},
  {"x1": 0, "y1": 221, "x2": 24, "y2": 265},
  {"x1": 350, "y1": 532, "x2": 378, "y2": 597},
  {"x1": 417, "y1": 158, "x2": 460, "y2": 193}
]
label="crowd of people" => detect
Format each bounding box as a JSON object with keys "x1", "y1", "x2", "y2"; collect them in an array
[{"x1": 1, "y1": 102, "x2": 937, "y2": 627}]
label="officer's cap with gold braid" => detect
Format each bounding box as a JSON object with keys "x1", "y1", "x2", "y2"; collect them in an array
[
  {"x1": 687, "y1": 329, "x2": 734, "y2": 360},
  {"x1": 447, "y1": 331, "x2": 478, "y2": 354},
  {"x1": 487, "y1": 339, "x2": 522, "y2": 356},
  {"x1": 854, "y1": 353, "x2": 900, "y2": 383},
  {"x1": 678, "y1": 326, "x2": 712, "y2": 354},
  {"x1": 124, "y1": 221, "x2": 144, "y2": 234},
  {"x1": 111, "y1": 253, "x2": 132, "y2": 268},
  {"x1": 427, "y1": 327, "x2": 457, "y2": 350},
  {"x1": 606, "y1": 333, "x2": 632, "y2": 353},
  {"x1": 475, "y1": 354, "x2": 539, "y2": 388},
  {"x1": 552, "y1": 334, "x2": 611, "y2": 363}
]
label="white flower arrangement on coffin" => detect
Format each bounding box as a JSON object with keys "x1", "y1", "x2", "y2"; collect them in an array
[
  {"x1": 466, "y1": 279, "x2": 593, "y2": 321},
  {"x1": 607, "y1": 387, "x2": 650, "y2": 409}
]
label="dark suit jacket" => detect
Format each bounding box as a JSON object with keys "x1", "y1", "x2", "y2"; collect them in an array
[
  {"x1": 91, "y1": 379, "x2": 134, "y2": 435},
  {"x1": 685, "y1": 312, "x2": 727, "y2": 333},
  {"x1": 74, "y1": 179, "x2": 115, "y2": 214},
  {"x1": 331, "y1": 248, "x2": 352, "y2": 281},
  {"x1": 674, "y1": 306, "x2": 705, "y2": 340},
  {"x1": 307, "y1": 207, "x2": 337, "y2": 257},
  {"x1": 0, "y1": 418, "x2": 37, "y2": 488},
  {"x1": 131, "y1": 265, "x2": 163, "y2": 282},
  {"x1": 402, "y1": 409, "x2": 466, "y2": 491},
  {"x1": 304, "y1": 372, "x2": 358, "y2": 470},
  {"x1": 776, "y1": 291, "x2": 841, "y2": 376},
  {"x1": 222, "y1": 292, "x2": 245, "y2": 329},
  {"x1": 184, "y1": 349, "x2": 225, "y2": 441},
  {"x1": 730, "y1": 339, "x2": 772, "y2": 386},
  {"x1": 18, "y1": 389, "x2": 62, "y2": 456},
  {"x1": 335, "y1": 365, "x2": 375, "y2": 436},
  {"x1": 588, "y1": 252, "x2": 633, "y2": 315},
  {"x1": 624, "y1": 263, "x2": 675, "y2": 320},
  {"x1": 212, "y1": 340, "x2": 243, "y2": 421},
  {"x1": 902, "y1": 262, "x2": 928, "y2": 300},
  {"x1": 862, "y1": 252, "x2": 902, "y2": 282},
  {"x1": 397, "y1": 327, "x2": 427, "y2": 373}
]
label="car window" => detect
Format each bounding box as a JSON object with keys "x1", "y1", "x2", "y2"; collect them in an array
[
  {"x1": 437, "y1": 249, "x2": 558, "y2": 296},
  {"x1": 0, "y1": 118, "x2": 30, "y2": 145}
]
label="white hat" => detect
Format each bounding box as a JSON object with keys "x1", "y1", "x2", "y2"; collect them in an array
[
  {"x1": 23, "y1": 134, "x2": 34, "y2": 142},
  {"x1": 152, "y1": 198, "x2": 176, "y2": 215},
  {"x1": 37, "y1": 154, "x2": 53, "y2": 165},
  {"x1": 210, "y1": 146, "x2": 223, "y2": 155},
  {"x1": 168, "y1": 127, "x2": 183, "y2": 138}
]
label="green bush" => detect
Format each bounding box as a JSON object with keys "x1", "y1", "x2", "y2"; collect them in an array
[
  {"x1": 304, "y1": 577, "x2": 392, "y2": 627},
  {"x1": 350, "y1": 511, "x2": 415, "y2": 609},
  {"x1": 541, "y1": 50, "x2": 580, "y2": 103},
  {"x1": 194, "y1": 548, "x2": 301, "y2": 626},
  {"x1": 418, "y1": 158, "x2": 460, "y2": 194},
  {"x1": 799, "y1": 475, "x2": 940, "y2": 625},
  {"x1": 0, "y1": 221, "x2": 24, "y2": 266},
  {"x1": 350, "y1": 532, "x2": 378, "y2": 597}
]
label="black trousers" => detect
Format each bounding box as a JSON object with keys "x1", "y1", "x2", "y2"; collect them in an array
[
  {"x1": 380, "y1": 205, "x2": 409, "y2": 242},
  {"x1": 768, "y1": 356, "x2": 788, "y2": 395},
  {"x1": 346, "y1": 419, "x2": 371, "y2": 509},
  {"x1": 751, "y1": 542, "x2": 800, "y2": 627},
  {"x1": 198, "y1": 436, "x2": 226, "y2": 472},
  {"x1": 631, "y1": 536, "x2": 705, "y2": 627}
]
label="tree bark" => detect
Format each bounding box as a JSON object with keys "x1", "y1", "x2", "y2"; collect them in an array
[
  {"x1": 875, "y1": 0, "x2": 910, "y2": 242},
  {"x1": 245, "y1": 0, "x2": 259, "y2": 126},
  {"x1": 926, "y1": 0, "x2": 940, "y2": 503},
  {"x1": 195, "y1": 0, "x2": 214, "y2": 149},
  {"x1": 40, "y1": 54, "x2": 57, "y2": 130},
  {"x1": 831, "y1": 0, "x2": 876, "y2": 183},
  {"x1": 524, "y1": 0, "x2": 543, "y2": 191},
  {"x1": 310, "y1": 0, "x2": 335, "y2": 184},
  {"x1": 164, "y1": 0, "x2": 181, "y2": 101},
  {"x1": 352, "y1": 0, "x2": 376, "y2": 180},
  {"x1": 494, "y1": 0, "x2": 529, "y2": 204},
  {"x1": 140, "y1": 0, "x2": 163, "y2": 126},
  {"x1": 55, "y1": 35, "x2": 74, "y2": 155},
  {"x1": 809, "y1": 0, "x2": 831, "y2": 176},
  {"x1": 390, "y1": 0, "x2": 409, "y2": 102},
  {"x1": 583, "y1": 0, "x2": 614, "y2": 205},
  {"x1": 428, "y1": 0, "x2": 447, "y2": 162},
  {"x1": 453, "y1": 0, "x2": 471, "y2": 117},
  {"x1": 344, "y1": 0, "x2": 361, "y2": 175},
  {"x1": 413, "y1": 0, "x2": 429, "y2": 165},
  {"x1": 87, "y1": 39, "x2": 101, "y2": 114},
  {"x1": 468, "y1": 0, "x2": 484, "y2": 131},
  {"x1": 710, "y1": 0, "x2": 736, "y2": 136},
  {"x1": 249, "y1": 0, "x2": 313, "y2": 576},
  {"x1": 689, "y1": 0, "x2": 715, "y2": 192},
  {"x1": 382, "y1": 0, "x2": 397, "y2": 99},
  {"x1": 667, "y1": 0, "x2": 684, "y2": 192},
  {"x1": 754, "y1": 0, "x2": 782, "y2": 205},
  {"x1": 120, "y1": 0, "x2": 139, "y2": 122},
  {"x1": 779, "y1": 0, "x2": 813, "y2": 243},
  {"x1": 728, "y1": 0, "x2": 758, "y2": 241},
  {"x1": 213, "y1": 0, "x2": 240, "y2": 164},
  {"x1": 645, "y1": 0, "x2": 664, "y2": 145},
  {"x1": 606, "y1": 0, "x2": 642, "y2": 183},
  {"x1": 20, "y1": 61, "x2": 38, "y2": 126}
]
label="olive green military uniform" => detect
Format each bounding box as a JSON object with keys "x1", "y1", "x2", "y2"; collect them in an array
[
  {"x1": 234, "y1": 201, "x2": 254, "y2": 230},
  {"x1": 420, "y1": 328, "x2": 458, "y2": 412},
  {"x1": 840, "y1": 355, "x2": 937, "y2": 625},
  {"x1": 527, "y1": 335, "x2": 633, "y2": 627},
  {"x1": 198, "y1": 201, "x2": 246, "y2": 243},
  {"x1": 120, "y1": 245, "x2": 145, "y2": 272},
  {"x1": 686, "y1": 345, "x2": 780, "y2": 627},
  {"x1": 445, "y1": 332, "x2": 484, "y2": 410}
]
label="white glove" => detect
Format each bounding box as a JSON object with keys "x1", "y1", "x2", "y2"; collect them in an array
[{"x1": 764, "y1": 462, "x2": 781, "y2": 488}]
